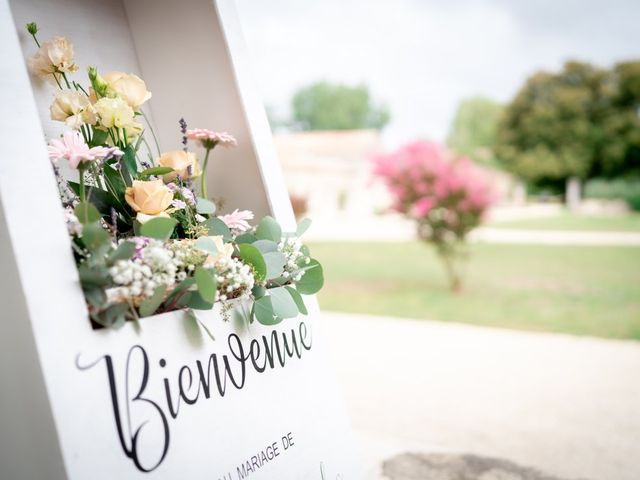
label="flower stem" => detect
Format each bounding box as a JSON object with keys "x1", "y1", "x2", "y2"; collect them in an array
[
  {"x1": 200, "y1": 147, "x2": 212, "y2": 199},
  {"x1": 78, "y1": 165, "x2": 86, "y2": 203}
]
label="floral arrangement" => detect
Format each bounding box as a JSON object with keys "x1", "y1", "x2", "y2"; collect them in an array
[
  {"x1": 25, "y1": 23, "x2": 323, "y2": 328},
  {"x1": 373, "y1": 140, "x2": 494, "y2": 291}
]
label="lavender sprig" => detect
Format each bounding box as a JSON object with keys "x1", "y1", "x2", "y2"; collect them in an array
[{"x1": 179, "y1": 118, "x2": 188, "y2": 152}]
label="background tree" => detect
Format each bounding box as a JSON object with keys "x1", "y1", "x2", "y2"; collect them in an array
[
  {"x1": 291, "y1": 81, "x2": 390, "y2": 131},
  {"x1": 495, "y1": 60, "x2": 640, "y2": 193},
  {"x1": 447, "y1": 97, "x2": 503, "y2": 166}
]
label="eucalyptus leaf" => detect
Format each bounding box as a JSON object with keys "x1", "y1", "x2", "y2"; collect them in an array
[
  {"x1": 122, "y1": 144, "x2": 138, "y2": 181},
  {"x1": 194, "y1": 267, "x2": 217, "y2": 304},
  {"x1": 204, "y1": 217, "x2": 232, "y2": 241},
  {"x1": 139, "y1": 285, "x2": 167, "y2": 317},
  {"x1": 140, "y1": 217, "x2": 177, "y2": 240},
  {"x1": 74, "y1": 202, "x2": 102, "y2": 224},
  {"x1": 235, "y1": 233, "x2": 257, "y2": 244},
  {"x1": 238, "y1": 244, "x2": 266, "y2": 282},
  {"x1": 251, "y1": 284, "x2": 266, "y2": 300},
  {"x1": 78, "y1": 264, "x2": 111, "y2": 286},
  {"x1": 253, "y1": 296, "x2": 281, "y2": 325},
  {"x1": 196, "y1": 197, "x2": 217, "y2": 214},
  {"x1": 296, "y1": 217, "x2": 312, "y2": 237},
  {"x1": 81, "y1": 222, "x2": 111, "y2": 252},
  {"x1": 195, "y1": 236, "x2": 219, "y2": 255},
  {"x1": 177, "y1": 291, "x2": 214, "y2": 310},
  {"x1": 263, "y1": 251, "x2": 287, "y2": 280},
  {"x1": 268, "y1": 287, "x2": 299, "y2": 319},
  {"x1": 296, "y1": 259, "x2": 324, "y2": 294},
  {"x1": 108, "y1": 241, "x2": 136, "y2": 263},
  {"x1": 255, "y1": 216, "x2": 282, "y2": 242},
  {"x1": 252, "y1": 239, "x2": 278, "y2": 253},
  {"x1": 285, "y1": 286, "x2": 308, "y2": 315}
]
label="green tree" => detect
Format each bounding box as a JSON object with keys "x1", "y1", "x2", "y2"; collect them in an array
[
  {"x1": 291, "y1": 82, "x2": 390, "y2": 131},
  {"x1": 447, "y1": 97, "x2": 503, "y2": 165},
  {"x1": 495, "y1": 60, "x2": 640, "y2": 189}
]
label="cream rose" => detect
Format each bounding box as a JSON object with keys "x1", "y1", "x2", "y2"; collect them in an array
[
  {"x1": 103, "y1": 71, "x2": 152, "y2": 109},
  {"x1": 94, "y1": 96, "x2": 136, "y2": 130},
  {"x1": 125, "y1": 180, "x2": 173, "y2": 218},
  {"x1": 135, "y1": 211, "x2": 171, "y2": 224},
  {"x1": 205, "y1": 235, "x2": 234, "y2": 265},
  {"x1": 28, "y1": 36, "x2": 78, "y2": 81},
  {"x1": 50, "y1": 90, "x2": 96, "y2": 129},
  {"x1": 157, "y1": 150, "x2": 202, "y2": 182}
]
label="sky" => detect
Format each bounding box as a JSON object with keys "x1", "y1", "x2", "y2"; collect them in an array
[{"x1": 235, "y1": 0, "x2": 640, "y2": 147}]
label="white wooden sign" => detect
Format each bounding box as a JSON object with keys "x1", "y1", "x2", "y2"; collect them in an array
[{"x1": 0, "y1": 0, "x2": 361, "y2": 478}]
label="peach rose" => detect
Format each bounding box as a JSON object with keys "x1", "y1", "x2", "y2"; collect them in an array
[
  {"x1": 125, "y1": 180, "x2": 173, "y2": 218},
  {"x1": 203, "y1": 235, "x2": 234, "y2": 266},
  {"x1": 28, "y1": 36, "x2": 78, "y2": 82},
  {"x1": 157, "y1": 150, "x2": 201, "y2": 182}
]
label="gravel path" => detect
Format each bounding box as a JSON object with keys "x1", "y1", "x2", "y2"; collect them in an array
[{"x1": 321, "y1": 312, "x2": 640, "y2": 480}]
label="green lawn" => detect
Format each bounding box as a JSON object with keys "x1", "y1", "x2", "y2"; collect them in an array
[
  {"x1": 311, "y1": 242, "x2": 640, "y2": 340},
  {"x1": 489, "y1": 212, "x2": 640, "y2": 232}
]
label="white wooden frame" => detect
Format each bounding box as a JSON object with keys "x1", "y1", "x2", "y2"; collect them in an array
[{"x1": 0, "y1": 0, "x2": 360, "y2": 478}]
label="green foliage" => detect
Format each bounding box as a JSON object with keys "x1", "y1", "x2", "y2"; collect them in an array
[
  {"x1": 194, "y1": 267, "x2": 217, "y2": 303},
  {"x1": 139, "y1": 285, "x2": 167, "y2": 317},
  {"x1": 74, "y1": 202, "x2": 102, "y2": 224},
  {"x1": 139, "y1": 217, "x2": 177, "y2": 240},
  {"x1": 238, "y1": 244, "x2": 267, "y2": 282},
  {"x1": 196, "y1": 197, "x2": 217, "y2": 214},
  {"x1": 292, "y1": 82, "x2": 390, "y2": 131},
  {"x1": 447, "y1": 97, "x2": 503, "y2": 165},
  {"x1": 296, "y1": 259, "x2": 324, "y2": 294},
  {"x1": 496, "y1": 60, "x2": 640, "y2": 185},
  {"x1": 204, "y1": 217, "x2": 231, "y2": 241},
  {"x1": 139, "y1": 166, "x2": 174, "y2": 177},
  {"x1": 585, "y1": 177, "x2": 640, "y2": 211},
  {"x1": 255, "y1": 216, "x2": 282, "y2": 242}
]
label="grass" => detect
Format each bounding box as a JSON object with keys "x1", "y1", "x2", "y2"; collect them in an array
[
  {"x1": 310, "y1": 242, "x2": 640, "y2": 340},
  {"x1": 489, "y1": 212, "x2": 640, "y2": 232}
]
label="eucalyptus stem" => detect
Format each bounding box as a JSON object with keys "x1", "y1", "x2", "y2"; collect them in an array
[{"x1": 200, "y1": 147, "x2": 212, "y2": 199}]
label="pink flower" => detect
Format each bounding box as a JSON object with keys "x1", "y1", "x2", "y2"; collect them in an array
[
  {"x1": 218, "y1": 209, "x2": 254, "y2": 232},
  {"x1": 186, "y1": 128, "x2": 237, "y2": 148},
  {"x1": 48, "y1": 131, "x2": 118, "y2": 169},
  {"x1": 412, "y1": 197, "x2": 435, "y2": 217}
]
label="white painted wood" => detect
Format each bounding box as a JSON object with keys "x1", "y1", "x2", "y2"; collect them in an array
[{"x1": 0, "y1": 0, "x2": 361, "y2": 478}]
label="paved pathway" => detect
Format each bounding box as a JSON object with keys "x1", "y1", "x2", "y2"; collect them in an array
[{"x1": 320, "y1": 312, "x2": 640, "y2": 480}]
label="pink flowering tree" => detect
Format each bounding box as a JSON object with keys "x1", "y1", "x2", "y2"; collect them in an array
[{"x1": 373, "y1": 141, "x2": 494, "y2": 291}]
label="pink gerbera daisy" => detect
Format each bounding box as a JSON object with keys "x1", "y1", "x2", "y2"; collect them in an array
[
  {"x1": 218, "y1": 209, "x2": 254, "y2": 232},
  {"x1": 186, "y1": 128, "x2": 238, "y2": 148},
  {"x1": 48, "y1": 131, "x2": 120, "y2": 169}
]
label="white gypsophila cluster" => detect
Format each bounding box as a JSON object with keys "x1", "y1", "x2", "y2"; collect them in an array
[
  {"x1": 167, "y1": 240, "x2": 208, "y2": 282},
  {"x1": 108, "y1": 239, "x2": 180, "y2": 301},
  {"x1": 278, "y1": 237, "x2": 310, "y2": 282},
  {"x1": 214, "y1": 256, "x2": 255, "y2": 303}
]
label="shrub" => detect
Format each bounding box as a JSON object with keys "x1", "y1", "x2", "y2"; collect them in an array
[
  {"x1": 373, "y1": 141, "x2": 494, "y2": 291},
  {"x1": 584, "y1": 178, "x2": 640, "y2": 211}
]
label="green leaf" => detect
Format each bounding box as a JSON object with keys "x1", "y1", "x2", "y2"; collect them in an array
[
  {"x1": 78, "y1": 264, "x2": 111, "y2": 286},
  {"x1": 122, "y1": 144, "x2": 138, "y2": 182},
  {"x1": 81, "y1": 222, "x2": 111, "y2": 252},
  {"x1": 178, "y1": 291, "x2": 214, "y2": 310},
  {"x1": 296, "y1": 259, "x2": 324, "y2": 294},
  {"x1": 286, "y1": 286, "x2": 308, "y2": 315},
  {"x1": 268, "y1": 287, "x2": 299, "y2": 319},
  {"x1": 238, "y1": 244, "x2": 267, "y2": 282},
  {"x1": 69, "y1": 182, "x2": 122, "y2": 216},
  {"x1": 296, "y1": 218, "x2": 312, "y2": 237},
  {"x1": 74, "y1": 202, "x2": 102, "y2": 224},
  {"x1": 235, "y1": 233, "x2": 257, "y2": 244},
  {"x1": 252, "y1": 239, "x2": 278, "y2": 253},
  {"x1": 103, "y1": 163, "x2": 127, "y2": 199},
  {"x1": 195, "y1": 236, "x2": 219, "y2": 255},
  {"x1": 89, "y1": 128, "x2": 108, "y2": 147},
  {"x1": 252, "y1": 284, "x2": 266, "y2": 300},
  {"x1": 139, "y1": 285, "x2": 167, "y2": 317},
  {"x1": 255, "y1": 216, "x2": 282, "y2": 242},
  {"x1": 253, "y1": 296, "x2": 281, "y2": 325},
  {"x1": 108, "y1": 241, "x2": 136, "y2": 263},
  {"x1": 204, "y1": 217, "x2": 232, "y2": 242},
  {"x1": 164, "y1": 277, "x2": 196, "y2": 304},
  {"x1": 139, "y1": 166, "x2": 174, "y2": 177},
  {"x1": 140, "y1": 217, "x2": 177, "y2": 240},
  {"x1": 196, "y1": 197, "x2": 217, "y2": 214},
  {"x1": 263, "y1": 251, "x2": 287, "y2": 280},
  {"x1": 195, "y1": 266, "x2": 217, "y2": 304},
  {"x1": 92, "y1": 302, "x2": 129, "y2": 329}
]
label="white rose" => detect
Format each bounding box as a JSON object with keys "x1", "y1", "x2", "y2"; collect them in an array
[
  {"x1": 50, "y1": 90, "x2": 97, "y2": 129},
  {"x1": 103, "y1": 71, "x2": 152, "y2": 109},
  {"x1": 28, "y1": 36, "x2": 78, "y2": 82},
  {"x1": 94, "y1": 96, "x2": 135, "y2": 129}
]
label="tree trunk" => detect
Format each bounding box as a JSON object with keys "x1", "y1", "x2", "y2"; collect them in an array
[{"x1": 566, "y1": 176, "x2": 581, "y2": 212}]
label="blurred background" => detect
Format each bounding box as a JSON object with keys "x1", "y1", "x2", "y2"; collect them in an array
[{"x1": 235, "y1": 1, "x2": 640, "y2": 479}]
